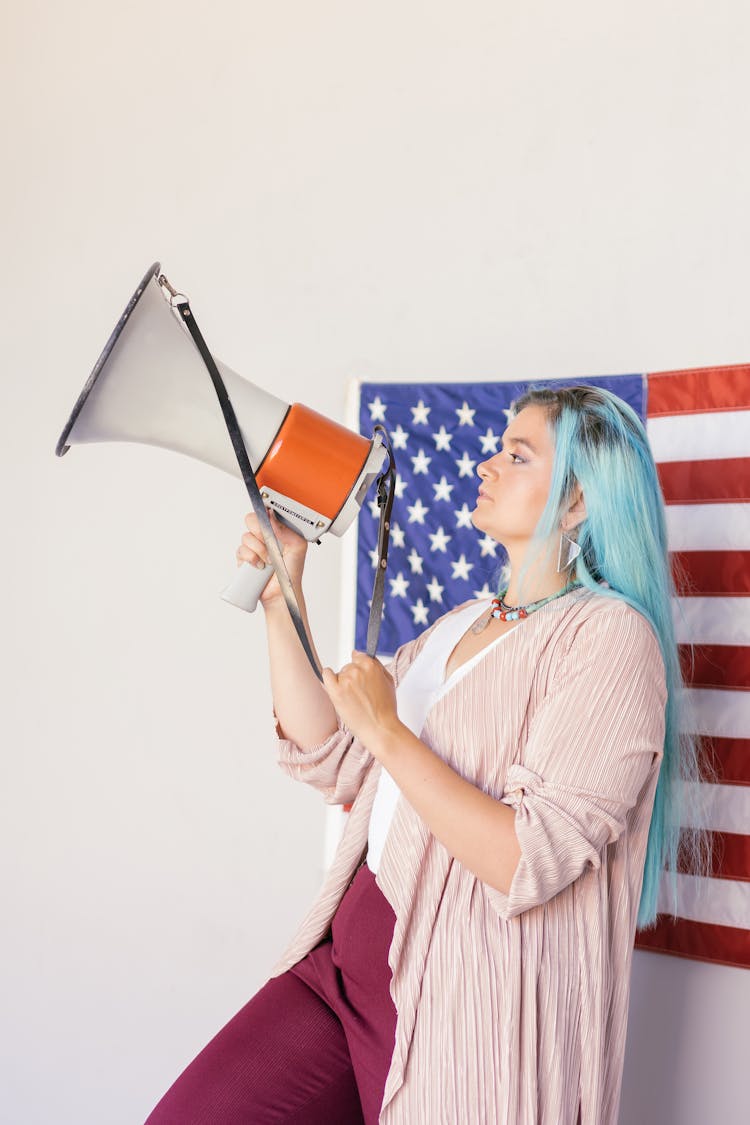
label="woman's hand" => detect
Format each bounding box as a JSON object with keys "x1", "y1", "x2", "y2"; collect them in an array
[
  {"x1": 321, "y1": 652, "x2": 403, "y2": 753},
  {"x1": 235, "y1": 508, "x2": 308, "y2": 608}
]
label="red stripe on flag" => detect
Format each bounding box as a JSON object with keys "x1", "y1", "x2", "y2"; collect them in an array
[
  {"x1": 647, "y1": 364, "x2": 750, "y2": 417},
  {"x1": 679, "y1": 644, "x2": 750, "y2": 691},
  {"x1": 671, "y1": 550, "x2": 750, "y2": 596},
  {"x1": 712, "y1": 833, "x2": 750, "y2": 880},
  {"x1": 698, "y1": 737, "x2": 750, "y2": 786},
  {"x1": 679, "y1": 830, "x2": 750, "y2": 881},
  {"x1": 635, "y1": 916, "x2": 750, "y2": 969},
  {"x1": 658, "y1": 458, "x2": 750, "y2": 504}
]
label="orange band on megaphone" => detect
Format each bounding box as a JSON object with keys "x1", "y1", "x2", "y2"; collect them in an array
[{"x1": 256, "y1": 403, "x2": 371, "y2": 521}]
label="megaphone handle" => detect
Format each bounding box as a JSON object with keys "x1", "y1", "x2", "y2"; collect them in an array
[{"x1": 220, "y1": 561, "x2": 274, "y2": 613}]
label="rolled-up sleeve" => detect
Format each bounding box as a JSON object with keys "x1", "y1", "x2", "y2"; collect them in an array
[
  {"x1": 485, "y1": 603, "x2": 666, "y2": 920},
  {"x1": 273, "y1": 648, "x2": 408, "y2": 806},
  {"x1": 275, "y1": 715, "x2": 373, "y2": 806}
]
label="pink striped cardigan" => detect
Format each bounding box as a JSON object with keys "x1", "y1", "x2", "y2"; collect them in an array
[{"x1": 271, "y1": 589, "x2": 666, "y2": 1125}]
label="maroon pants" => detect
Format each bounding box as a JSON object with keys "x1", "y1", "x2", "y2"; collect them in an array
[{"x1": 145, "y1": 864, "x2": 397, "y2": 1124}]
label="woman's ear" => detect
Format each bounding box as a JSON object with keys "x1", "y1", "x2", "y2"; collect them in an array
[{"x1": 562, "y1": 486, "x2": 587, "y2": 532}]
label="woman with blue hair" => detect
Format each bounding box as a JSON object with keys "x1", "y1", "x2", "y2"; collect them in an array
[{"x1": 147, "y1": 384, "x2": 708, "y2": 1125}]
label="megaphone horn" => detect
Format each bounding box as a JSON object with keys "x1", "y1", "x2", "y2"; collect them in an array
[{"x1": 56, "y1": 262, "x2": 390, "y2": 622}]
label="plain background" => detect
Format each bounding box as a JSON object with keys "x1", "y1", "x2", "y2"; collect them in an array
[{"x1": 2, "y1": 2, "x2": 748, "y2": 1122}]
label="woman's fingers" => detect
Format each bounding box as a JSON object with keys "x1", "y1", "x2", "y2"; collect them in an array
[
  {"x1": 242, "y1": 509, "x2": 306, "y2": 555},
  {"x1": 236, "y1": 528, "x2": 269, "y2": 569},
  {"x1": 237, "y1": 508, "x2": 308, "y2": 590},
  {"x1": 238, "y1": 509, "x2": 279, "y2": 568},
  {"x1": 236, "y1": 547, "x2": 267, "y2": 569}
]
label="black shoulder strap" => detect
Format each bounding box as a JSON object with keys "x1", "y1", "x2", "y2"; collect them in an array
[{"x1": 366, "y1": 424, "x2": 396, "y2": 658}]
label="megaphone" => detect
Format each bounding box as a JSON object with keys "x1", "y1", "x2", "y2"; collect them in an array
[{"x1": 56, "y1": 262, "x2": 389, "y2": 617}]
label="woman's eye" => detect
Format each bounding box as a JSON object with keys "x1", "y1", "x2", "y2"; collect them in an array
[{"x1": 508, "y1": 452, "x2": 524, "y2": 464}]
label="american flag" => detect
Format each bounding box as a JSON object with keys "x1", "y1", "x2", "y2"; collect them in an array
[
  {"x1": 634, "y1": 364, "x2": 750, "y2": 970},
  {"x1": 352, "y1": 366, "x2": 749, "y2": 969}
]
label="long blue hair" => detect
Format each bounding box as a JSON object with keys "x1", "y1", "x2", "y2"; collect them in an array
[{"x1": 510, "y1": 384, "x2": 712, "y2": 929}]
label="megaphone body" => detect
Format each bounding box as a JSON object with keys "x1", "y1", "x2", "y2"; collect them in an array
[{"x1": 56, "y1": 263, "x2": 387, "y2": 611}]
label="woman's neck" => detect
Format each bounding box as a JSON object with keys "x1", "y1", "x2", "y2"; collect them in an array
[{"x1": 502, "y1": 547, "x2": 575, "y2": 607}]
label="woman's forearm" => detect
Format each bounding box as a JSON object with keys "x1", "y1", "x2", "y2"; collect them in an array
[
  {"x1": 264, "y1": 594, "x2": 339, "y2": 749},
  {"x1": 371, "y1": 722, "x2": 521, "y2": 895},
  {"x1": 320, "y1": 654, "x2": 521, "y2": 893}
]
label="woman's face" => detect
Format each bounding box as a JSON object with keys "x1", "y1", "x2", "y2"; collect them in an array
[{"x1": 471, "y1": 404, "x2": 557, "y2": 548}]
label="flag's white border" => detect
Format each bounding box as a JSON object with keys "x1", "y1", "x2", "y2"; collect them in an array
[
  {"x1": 339, "y1": 377, "x2": 363, "y2": 668},
  {"x1": 323, "y1": 378, "x2": 365, "y2": 867}
]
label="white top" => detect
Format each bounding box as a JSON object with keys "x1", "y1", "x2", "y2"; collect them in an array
[{"x1": 366, "y1": 598, "x2": 513, "y2": 873}]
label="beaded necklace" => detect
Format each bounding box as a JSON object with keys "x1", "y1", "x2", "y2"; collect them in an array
[{"x1": 472, "y1": 582, "x2": 581, "y2": 633}]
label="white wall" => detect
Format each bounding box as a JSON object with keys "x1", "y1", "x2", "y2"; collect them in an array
[{"x1": 2, "y1": 3, "x2": 748, "y2": 1122}]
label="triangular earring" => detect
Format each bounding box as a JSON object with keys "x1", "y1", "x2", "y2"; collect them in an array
[{"x1": 557, "y1": 530, "x2": 581, "y2": 573}]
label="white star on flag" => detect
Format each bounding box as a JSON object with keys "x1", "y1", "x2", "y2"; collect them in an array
[
  {"x1": 389, "y1": 424, "x2": 409, "y2": 450},
  {"x1": 479, "y1": 428, "x2": 500, "y2": 454},
  {"x1": 394, "y1": 475, "x2": 408, "y2": 499},
  {"x1": 411, "y1": 448, "x2": 432, "y2": 475},
  {"x1": 455, "y1": 451, "x2": 477, "y2": 478},
  {"x1": 407, "y1": 548, "x2": 424, "y2": 575},
  {"x1": 368, "y1": 396, "x2": 387, "y2": 422},
  {"x1": 411, "y1": 400, "x2": 431, "y2": 425},
  {"x1": 390, "y1": 524, "x2": 406, "y2": 549},
  {"x1": 473, "y1": 582, "x2": 494, "y2": 599},
  {"x1": 368, "y1": 497, "x2": 381, "y2": 518},
  {"x1": 389, "y1": 572, "x2": 410, "y2": 598},
  {"x1": 410, "y1": 598, "x2": 430, "y2": 625},
  {"x1": 432, "y1": 425, "x2": 453, "y2": 451},
  {"x1": 407, "y1": 497, "x2": 429, "y2": 524},
  {"x1": 450, "y1": 554, "x2": 474, "y2": 581},
  {"x1": 429, "y1": 526, "x2": 451, "y2": 553},
  {"x1": 432, "y1": 476, "x2": 454, "y2": 502},
  {"x1": 455, "y1": 401, "x2": 476, "y2": 426},
  {"x1": 454, "y1": 503, "x2": 474, "y2": 529},
  {"x1": 368, "y1": 547, "x2": 380, "y2": 568},
  {"x1": 479, "y1": 535, "x2": 498, "y2": 557},
  {"x1": 425, "y1": 576, "x2": 444, "y2": 603}
]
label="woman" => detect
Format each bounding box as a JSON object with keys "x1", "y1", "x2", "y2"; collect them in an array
[{"x1": 146, "y1": 385, "x2": 705, "y2": 1125}]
